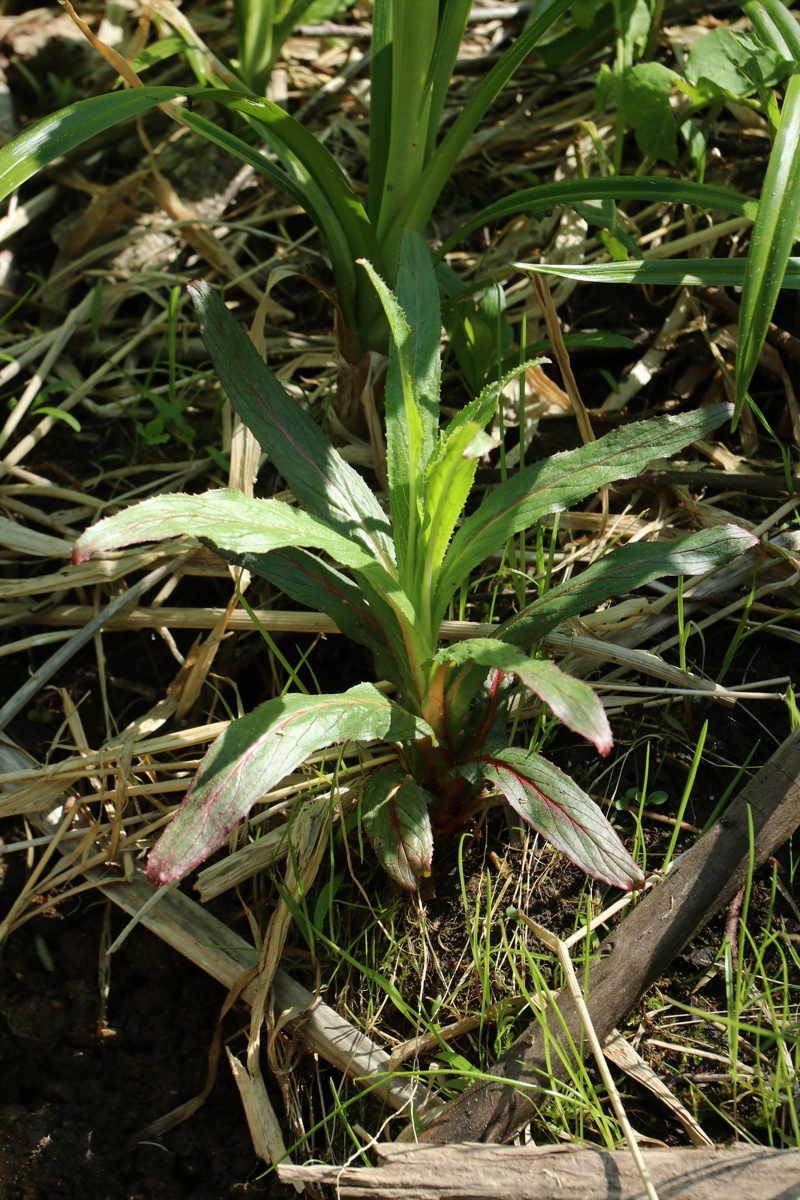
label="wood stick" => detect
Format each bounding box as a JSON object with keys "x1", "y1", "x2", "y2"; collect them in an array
[
  {"x1": 277, "y1": 1141, "x2": 800, "y2": 1200},
  {"x1": 417, "y1": 727, "x2": 800, "y2": 1144}
]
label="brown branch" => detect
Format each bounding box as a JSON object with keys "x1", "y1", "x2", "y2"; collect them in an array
[{"x1": 278, "y1": 1142, "x2": 800, "y2": 1200}]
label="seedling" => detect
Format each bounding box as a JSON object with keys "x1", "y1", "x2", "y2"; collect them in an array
[{"x1": 73, "y1": 232, "x2": 756, "y2": 892}]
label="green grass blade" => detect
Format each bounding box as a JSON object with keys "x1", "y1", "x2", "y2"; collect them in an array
[
  {"x1": 734, "y1": 70, "x2": 800, "y2": 424},
  {"x1": 374, "y1": 0, "x2": 440, "y2": 243},
  {"x1": 435, "y1": 178, "x2": 757, "y2": 260},
  {"x1": 387, "y1": 0, "x2": 575, "y2": 252},
  {"x1": 367, "y1": 0, "x2": 394, "y2": 224},
  {"x1": 0, "y1": 88, "x2": 191, "y2": 200},
  {"x1": 525, "y1": 257, "x2": 800, "y2": 287},
  {"x1": 424, "y1": 0, "x2": 475, "y2": 160},
  {"x1": 433, "y1": 403, "x2": 733, "y2": 625}
]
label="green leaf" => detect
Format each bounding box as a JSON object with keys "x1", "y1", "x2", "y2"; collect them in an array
[
  {"x1": 734, "y1": 71, "x2": 800, "y2": 423},
  {"x1": 72, "y1": 489, "x2": 398, "y2": 596},
  {"x1": 526, "y1": 257, "x2": 800, "y2": 287},
  {"x1": 359, "y1": 245, "x2": 432, "y2": 585},
  {"x1": 211, "y1": 545, "x2": 406, "y2": 688},
  {"x1": 685, "y1": 28, "x2": 786, "y2": 98},
  {"x1": 436, "y1": 177, "x2": 756, "y2": 261},
  {"x1": 622, "y1": 63, "x2": 679, "y2": 163},
  {"x1": 0, "y1": 88, "x2": 193, "y2": 200},
  {"x1": 361, "y1": 764, "x2": 435, "y2": 890},
  {"x1": 146, "y1": 684, "x2": 433, "y2": 883},
  {"x1": 433, "y1": 403, "x2": 732, "y2": 625},
  {"x1": 434, "y1": 639, "x2": 613, "y2": 755},
  {"x1": 188, "y1": 280, "x2": 396, "y2": 575},
  {"x1": 497, "y1": 524, "x2": 758, "y2": 647},
  {"x1": 463, "y1": 748, "x2": 644, "y2": 890}
]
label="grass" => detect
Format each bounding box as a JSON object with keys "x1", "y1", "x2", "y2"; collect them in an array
[{"x1": 0, "y1": 1, "x2": 799, "y2": 1191}]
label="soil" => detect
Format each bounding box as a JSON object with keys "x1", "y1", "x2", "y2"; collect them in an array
[{"x1": 0, "y1": 893, "x2": 286, "y2": 1199}]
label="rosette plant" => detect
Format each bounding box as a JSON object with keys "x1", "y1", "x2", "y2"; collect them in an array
[{"x1": 74, "y1": 232, "x2": 755, "y2": 891}]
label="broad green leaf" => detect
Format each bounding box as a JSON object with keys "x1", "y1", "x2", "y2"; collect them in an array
[
  {"x1": 210, "y1": 545, "x2": 406, "y2": 689},
  {"x1": 734, "y1": 71, "x2": 800, "y2": 423},
  {"x1": 685, "y1": 28, "x2": 787, "y2": 98},
  {"x1": 361, "y1": 764, "x2": 435, "y2": 890},
  {"x1": 433, "y1": 403, "x2": 732, "y2": 625},
  {"x1": 462, "y1": 748, "x2": 644, "y2": 890},
  {"x1": 434, "y1": 639, "x2": 613, "y2": 755},
  {"x1": 497, "y1": 524, "x2": 759, "y2": 648},
  {"x1": 146, "y1": 684, "x2": 433, "y2": 883},
  {"x1": 435, "y1": 178, "x2": 756, "y2": 261},
  {"x1": 524, "y1": 258, "x2": 800, "y2": 288},
  {"x1": 188, "y1": 281, "x2": 396, "y2": 575},
  {"x1": 623, "y1": 63, "x2": 679, "y2": 163},
  {"x1": 72, "y1": 489, "x2": 401, "y2": 600}
]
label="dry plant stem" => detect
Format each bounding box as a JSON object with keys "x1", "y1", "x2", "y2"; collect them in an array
[
  {"x1": 277, "y1": 1142, "x2": 800, "y2": 1199},
  {"x1": 418, "y1": 726, "x2": 800, "y2": 1144},
  {"x1": 513, "y1": 910, "x2": 659, "y2": 1200},
  {"x1": 0, "y1": 558, "x2": 182, "y2": 734}
]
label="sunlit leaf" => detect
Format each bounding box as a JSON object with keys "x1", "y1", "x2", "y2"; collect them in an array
[
  {"x1": 434, "y1": 639, "x2": 613, "y2": 755},
  {"x1": 463, "y1": 748, "x2": 644, "y2": 890},
  {"x1": 147, "y1": 684, "x2": 432, "y2": 884}
]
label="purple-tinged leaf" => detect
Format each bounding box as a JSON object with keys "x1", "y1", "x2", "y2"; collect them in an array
[
  {"x1": 463, "y1": 747, "x2": 644, "y2": 890},
  {"x1": 361, "y1": 765, "x2": 435, "y2": 891},
  {"x1": 146, "y1": 684, "x2": 432, "y2": 885},
  {"x1": 188, "y1": 280, "x2": 396, "y2": 574},
  {"x1": 435, "y1": 639, "x2": 613, "y2": 755}
]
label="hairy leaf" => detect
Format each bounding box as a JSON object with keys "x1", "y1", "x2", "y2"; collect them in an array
[
  {"x1": 435, "y1": 639, "x2": 613, "y2": 754},
  {"x1": 147, "y1": 684, "x2": 432, "y2": 884},
  {"x1": 188, "y1": 281, "x2": 396, "y2": 573},
  {"x1": 433, "y1": 403, "x2": 732, "y2": 624},
  {"x1": 497, "y1": 524, "x2": 759, "y2": 647},
  {"x1": 463, "y1": 748, "x2": 644, "y2": 890},
  {"x1": 361, "y1": 765, "x2": 435, "y2": 890}
]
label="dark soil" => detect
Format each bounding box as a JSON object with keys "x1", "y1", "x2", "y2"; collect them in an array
[{"x1": 0, "y1": 896, "x2": 286, "y2": 1199}]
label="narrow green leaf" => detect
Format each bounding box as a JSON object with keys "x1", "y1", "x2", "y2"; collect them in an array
[
  {"x1": 434, "y1": 403, "x2": 733, "y2": 625},
  {"x1": 435, "y1": 178, "x2": 756, "y2": 261},
  {"x1": 389, "y1": 0, "x2": 575, "y2": 254},
  {"x1": 188, "y1": 280, "x2": 396, "y2": 575},
  {"x1": 525, "y1": 258, "x2": 800, "y2": 287},
  {"x1": 146, "y1": 684, "x2": 433, "y2": 883},
  {"x1": 435, "y1": 639, "x2": 613, "y2": 755},
  {"x1": 358, "y1": 253, "x2": 426, "y2": 584},
  {"x1": 423, "y1": 422, "x2": 494, "y2": 579},
  {"x1": 463, "y1": 748, "x2": 644, "y2": 890},
  {"x1": 0, "y1": 88, "x2": 192, "y2": 201},
  {"x1": 211, "y1": 545, "x2": 406, "y2": 688},
  {"x1": 502, "y1": 525, "x2": 758, "y2": 647},
  {"x1": 362, "y1": 764, "x2": 435, "y2": 890},
  {"x1": 735, "y1": 71, "x2": 800, "y2": 422}
]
